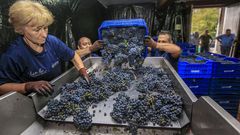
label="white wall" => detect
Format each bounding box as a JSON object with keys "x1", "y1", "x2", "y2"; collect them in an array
[
  {"x1": 213, "y1": 2, "x2": 240, "y2": 54},
  {"x1": 223, "y1": 2, "x2": 240, "y2": 36}
]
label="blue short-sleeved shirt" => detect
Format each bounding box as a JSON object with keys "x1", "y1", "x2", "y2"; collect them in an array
[
  {"x1": 150, "y1": 49, "x2": 179, "y2": 70},
  {"x1": 217, "y1": 34, "x2": 235, "y2": 47},
  {"x1": 0, "y1": 35, "x2": 75, "y2": 85}
]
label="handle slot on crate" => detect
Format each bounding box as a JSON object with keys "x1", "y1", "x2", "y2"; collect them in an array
[
  {"x1": 189, "y1": 86, "x2": 199, "y2": 89},
  {"x1": 190, "y1": 70, "x2": 200, "y2": 73},
  {"x1": 221, "y1": 86, "x2": 232, "y2": 89},
  {"x1": 224, "y1": 70, "x2": 234, "y2": 73}
]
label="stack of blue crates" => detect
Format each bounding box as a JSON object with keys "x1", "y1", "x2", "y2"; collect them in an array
[
  {"x1": 179, "y1": 52, "x2": 240, "y2": 118},
  {"x1": 206, "y1": 52, "x2": 240, "y2": 118},
  {"x1": 178, "y1": 55, "x2": 212, "y2": 100}
]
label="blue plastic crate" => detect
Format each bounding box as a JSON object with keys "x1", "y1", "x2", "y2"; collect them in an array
[
  {"x1": 212, "y1": 57, "x2": 240, "y2": 78},
  {"x1": 178, "y1": 56, "x2": 213, "y2": 78},
  {"x1": 176, "y1": 42, "x2": 195, "y2": 49},
  {"x1": 183, "y1": 78, "x2": 210, "y2": 95},
  {"x1": 199, "y1": 52, "x2": 240, "y2": 78},
  {"x1": 207, "y1": 52, "x2": 226, "y2": 58},
  {"x1": 177, "y1": 42, "x2": 196, "y2": 54},
  {"x1": 98, "y1": 19, "x2": 149, "y2": 57},
  {"x1": 98, "y1": 19, "x2": 149, "y2": 39},
  {"x1": 209, "y1": 78, "x2": 240, "y2": 95},
  {"x1": 209, "y1": 94, "x2": 240, "y2": 110},
  {"x1": 182, "y1": 47, "x2": 196, "y2": 54},
  {"x1": 190, "y1": 89, "x2": 209, "y2": 95}
]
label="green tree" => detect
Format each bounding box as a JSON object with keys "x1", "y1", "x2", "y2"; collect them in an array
[{"x1": 191, "y1": 8, "x2": 219, "y2": 38}]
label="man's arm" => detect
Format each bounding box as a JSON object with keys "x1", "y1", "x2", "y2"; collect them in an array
[
  {"x1": 156, "y1": 43, "x2": 181, "y2": 58},
  {"x1": 216, "y1": 35, "x2": 222, "y2": 43},
  {"x1": 209, "y1": 36, "x2": 213, "y2": 44},
  {"x1": 144, "y1": 36, "x2": 181, "y2": 58}
]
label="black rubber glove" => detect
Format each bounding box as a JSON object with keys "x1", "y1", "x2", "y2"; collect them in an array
[
  {"x1": 144, "y1": 36, "x2": 157, "y2": 48},
  {"x1": 79, "y1": 68, "x2": 90, "y2": 84},
  {"x1": 25, "y1": 81, "x2": 53, "y2": 96},
  {"x1": 89, "y1": 40, "x2": 105, "y2": 52}
]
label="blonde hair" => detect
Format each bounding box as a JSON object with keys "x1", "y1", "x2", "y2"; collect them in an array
[{"x1": 8, "y1": 0, "x2": 54, "y2": 34}]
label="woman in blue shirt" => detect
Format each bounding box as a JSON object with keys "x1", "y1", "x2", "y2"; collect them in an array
[{"x1": 0, "y1": 0, "x2": 89, "y2": 96}]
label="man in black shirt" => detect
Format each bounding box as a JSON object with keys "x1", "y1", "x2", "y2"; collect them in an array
[{"x1": 199, "y1": 30, "x2": 213, "y2": 53}]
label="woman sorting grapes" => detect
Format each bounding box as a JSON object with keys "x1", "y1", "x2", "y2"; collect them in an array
[{"x1": 0, "y1": 0, "x2": 89, "y2": 96}]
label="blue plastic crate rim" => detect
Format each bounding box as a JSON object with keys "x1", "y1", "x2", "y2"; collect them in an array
[
  {"x1": 211, "y1": 78, "x2": 240, "y2": 82},
  {"x1": 98, "y1": 18, "x2": 149, "y2": 39},
  {"x1": 209, "y1": 94, "x2": 240, "y2": 99},
  {"x1": 208, "y1": 52, "x2": 226, "y2": 58},
  {"x1": 209, "y1": 91, "x2": 240, "y2": 95},
  {"x1": 179, "y1": 55, "x2": 213, "y2": 64},
  {"x1": 200, "y1": 52, "x2": 240, "y2": 64},
  {"x1": 180, "y1": 74, "x2": 212, "y2": 78}
]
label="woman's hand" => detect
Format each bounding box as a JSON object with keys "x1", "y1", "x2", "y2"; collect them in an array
[
  {"x1": 25, "y1": 81, "x2": 53, "y2": 96},
  {"x1": 79, "y1": 68, "x2": 90, "y2": 84}
]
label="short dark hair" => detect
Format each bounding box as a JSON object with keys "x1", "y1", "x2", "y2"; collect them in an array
[
  {"x1": 158, "y1": 31, "x2": 173, "y2": 43},
  {"x1": 226, "y1": 29, "x2": 231, "y2": 32}
]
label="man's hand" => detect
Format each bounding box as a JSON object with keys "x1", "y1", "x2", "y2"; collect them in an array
[
  {"x1": 25, "y1": 81, "x2": 53, "y2": 96},
  {"x1": 79, "y1": 68, "x2": 90, "y2": 84},
  {"x1": 144, "y1": 36, "x2": 157, "y2": 48},
  {"x1": 90, "y1": 40, "x2": 105, "y2": 52}
]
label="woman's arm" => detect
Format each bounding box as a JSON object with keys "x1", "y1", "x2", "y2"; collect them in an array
[
  {"x1": 0, "y1": 83, "x2": 26, "y2": 95},
  {"x1": 71, "y1": 52, "x2": 85, "y2": 70},
  {"x1": 71, "y1": 52, "x2": 90, "y2": 83},
  {"x1": 75, "y1": 48, "x2": 91, "y2": 58},
  {"x1": 0, "y1": 81, "x2": 53, "y2": 96}
]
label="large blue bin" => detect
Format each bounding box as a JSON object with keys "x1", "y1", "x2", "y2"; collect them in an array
[
  {"x1": 212, "y1": 57, "x2": 240, "y2": 78},
  {"x1": 198, "y1": 52, "x2": 240, "y2": 78},
  {"x1": 98, "y1": 19, "x2": 149, "y2": 39},
  {"x1": 178, "y1": 56, "x2": 213, "y2": 78},
  {"x1": 183, "y1": 78, "x2": 210, "y2": 95},
  {"x1": 98, "y1": 19, "x2": 149, "y2": 57},
  {"x1": 209, "y1": 78, "x2": 240, "y2": 95},
  {"x1": 209, "y1": 94, "x2": 240, "y2": 110}
]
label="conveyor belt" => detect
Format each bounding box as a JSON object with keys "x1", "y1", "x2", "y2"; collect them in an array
[{"x1": 36, "y1": 57, "x2": 192, "y2": 130}]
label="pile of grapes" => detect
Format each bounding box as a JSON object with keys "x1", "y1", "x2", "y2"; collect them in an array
[
  {"x1": 101, "y1": 27, "x2": 146, "y2": 68},
  {"x1": 198, "y1": 53, "x2": 239, "y2": 64},
  {"x1": 135, "y1": 66, "x2": 174, "y2": 94},
  {"x1": 180, "y1": 55, "x2": 207, "y2": 64},
  {"x1": 44, "y1": 66, "x2": 183, "y2": 134},
  {"x1": 44, "y1": 26, "x2": 183, "y2": 134},
  {"x1": 44, "y1": 68, "x2": 134, "y2": 130},
  {"x1": 111, "y1": 92, "x2": 182, "y2": 135}
]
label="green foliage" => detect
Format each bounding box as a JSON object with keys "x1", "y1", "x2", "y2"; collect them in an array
[{"x1": 191, "y1": 8, "x2": 220, "y2": 38}]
